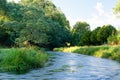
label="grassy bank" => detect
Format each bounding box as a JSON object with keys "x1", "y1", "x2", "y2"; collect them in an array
[
  {"x1": 0, "y1": 47, "x2": 49, "y2": 73},
  {"x1": 54, "y1": 46, "x2": 120, "y2": 62}
]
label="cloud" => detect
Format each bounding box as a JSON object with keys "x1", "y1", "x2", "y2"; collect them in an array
[
  {"x1": 67, "y1": 2, "x2": 120, "y2": 30},
  {"x1": 86, "y1": 12, "x2": 120, "y2": 30},
  {"x1": 67, "y1": 13, "x2": 120, "y2": 30},
  {"x1": 95, "y1": 2, "x2": 104, "y2": 16},
  {"x1": 88, "y1": 2, "x2": 120, "y2": 30}
]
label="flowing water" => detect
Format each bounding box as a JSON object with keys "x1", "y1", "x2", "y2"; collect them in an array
[{"x1": 0, "y1": 52, "x2": 120, "y2": 80}]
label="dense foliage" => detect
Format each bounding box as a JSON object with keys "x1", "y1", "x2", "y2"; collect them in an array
[
  {"x1": 71, "y1": 23, "x2": 117, "y2": 46},
  {"x1": 90, "y1": 27, "x2": 101, "y2": 45},
  {"x1": 0, "y1": 0, "x2": 71, "y2": 49},
  {"x1": 71, "y1": 21, "x2": 90, "y2": 46},
  {"x1": 97, "y1": 25, "x2": 116, "y2": 44},
  {"x1": 108, "y1": 30, "x2": 120, "y2": 45}
]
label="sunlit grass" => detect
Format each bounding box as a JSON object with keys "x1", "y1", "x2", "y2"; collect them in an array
[
  {"x1": 54, "y1": 46, "x2": 80, "y2": 52},
  {"x1": 54, "y1": 45, "x2": 120, "y2": 62},
  {"x1": 0, "y1": 47, "x2": 49, "y2": 73}
]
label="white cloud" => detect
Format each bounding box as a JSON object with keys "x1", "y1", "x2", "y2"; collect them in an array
[
  {"x1": 95, "y1": 2, "x2": 104, "y2": 16},
  {"x1": 89, "y1": 2, "x2": 120, "y2": 30},
  {"x1": 67, "y1": 2, "x2": 120, "y2": 30},
  {"x1": 85, "y1": 12, "x2": 120, "y2": 30}
]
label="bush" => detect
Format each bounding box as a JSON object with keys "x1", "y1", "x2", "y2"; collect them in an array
[
  {"x1": 110, "y1": 47, "x2": 120, "y2": 61},
  {"x1": 0, "y1": 48, "x2": 48, "y2": 73},
  {"x1": 94, "y1": 49, "x2": 112, "y2": 58}
]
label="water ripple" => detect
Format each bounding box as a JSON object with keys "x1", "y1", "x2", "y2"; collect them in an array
[{"x1": 0, "y1": 52, "x2": 120, "y2": 80}]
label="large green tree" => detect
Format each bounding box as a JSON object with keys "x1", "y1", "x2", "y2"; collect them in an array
[
  {"x1": 72, "y1": 21, "x2": 90, "y2": 46},
  {"x1": 5, "y1": 0, "x2": 71, "y2": 48},
  {"x1": 81, "y1": 31, "x2": 91, "y2": 45},
  {"x1": 97, "y1": 25, "x2": 116, "y2": 44},
  {"x1": 90, "y1": 27, "x2": 101, "y2": 45},
  {"x1": 0, "y1": 0, "x2": 71, "y2": 48}
]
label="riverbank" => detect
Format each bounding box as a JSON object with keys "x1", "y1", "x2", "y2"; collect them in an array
[
  {"x1": 0, "y1": 47, "x2": 49, "y2": 73},
  {"x1": 54, "y1": 45, "x2": 120, "y2": 62}
]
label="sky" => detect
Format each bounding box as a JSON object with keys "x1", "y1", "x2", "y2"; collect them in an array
[
  {"x1": 7, "y1": 0, "x2": 120, "y2": 30},
  {"x1": 52, "y1": 0, "x2": 120, "y2": 30}
]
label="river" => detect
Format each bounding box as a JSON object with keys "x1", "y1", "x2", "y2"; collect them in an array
[{"x1": 0, "y1": 52, "x2": 120, "y2": 80}]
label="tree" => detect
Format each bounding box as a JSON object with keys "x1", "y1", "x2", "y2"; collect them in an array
[
  {"x1": 81, "y1": 31, "x2": 91, "y2": 45},
  {"x1": 114, "y1": 0, "x2": 120, "y2": 15},
  {"x1": 16, "y1": 0, "x2": 71, "y2": 48},
  {"x1": 72, "y1": 21, "x2": 90, "y2": 46},
  {"x1": 90, "y1": 27, "x2": 101, "y2": 45},
  {"x1": 7, "y1": 3, "x2": 23, "y2": 21},
  {"x1": 16, "y1": 19, "x2": 50, "y2": 47},
  {"x1": 107, "y1": 35, "x2": 118, "y2": 45},
  {"x1": 108, "y1": 29, "x2": 120, "y2": 45},
  {"x1": 0, "y1": 0, "x2": 7, "y2": 15},
  {"x1": 46, "y1": 20, "x2": 71, "y2": 49},
  {"x1": 0, "y1": 0, "x2": 9, "y2": 21},
  {"x1": 0, "y1": 25, "x2": 9, "y2": 46},
  {"x1": 0, "y1": 0, "x2": 71, "y2": 48},
  {"x1": 112, "y1": 0, "x2": 120, "y2": 45},
  {"x1": 1, "y1": 21, "x2": 24, "y2": 46},
  {"x1": 97, "y1": 25, "x2": 116, "y2": 44}
]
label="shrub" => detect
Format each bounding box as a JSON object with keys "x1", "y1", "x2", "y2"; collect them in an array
[{"x1": 0, "y1": 48, "x2": 48, "y2": 73}]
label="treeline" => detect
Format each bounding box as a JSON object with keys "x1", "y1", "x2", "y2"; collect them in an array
[
  {"x1": 0, "y1": 0, "x2": 119, "y2": 49},
  {"x1": 71, "y1": 22, "x2": 119, "y2": 46}
]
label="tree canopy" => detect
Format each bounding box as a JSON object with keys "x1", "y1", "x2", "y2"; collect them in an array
[
  {"x1": 0, "y1": 0, "x2": 71, "y2": 49},
  {"x1": 114, "y1": 0, "x2": 120, "y2": 14},
  {"x1": 90, "y1": 27, "x2": 101, "y2": 45},
  {"x1": 97, "y1": 25, "x2": 116, "y2": 44},
  {"x1": 71, "y1": 21, "x2": 90, "y2": 46}
]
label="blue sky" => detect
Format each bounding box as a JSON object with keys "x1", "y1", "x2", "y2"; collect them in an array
[
  {"x1": 52, "y1": 0, "x2": 115, "y2": 19},
  {"x1": 52, "y1": 0, "x2": 120, "y2": 30},
  {"x1": 8, "y1": 0, "x2": 120, "y2": 30}
]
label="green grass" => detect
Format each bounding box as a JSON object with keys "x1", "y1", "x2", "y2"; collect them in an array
[
  {"x1": 0, "y1": 47, "x2": 49, "y2": 74},
  {"x1": 54, "y1": 45, "x2": 120, "y2": 62}
]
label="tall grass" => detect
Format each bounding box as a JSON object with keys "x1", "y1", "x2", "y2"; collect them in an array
[
  {"x1": 54, "y1": 45, "x2": 120, "y2": 62},
  {"x1": 0, "y1": 47, "x2": 48, "y2": 73}
]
